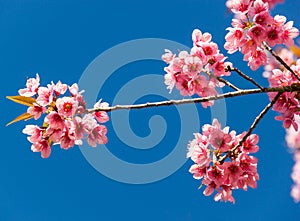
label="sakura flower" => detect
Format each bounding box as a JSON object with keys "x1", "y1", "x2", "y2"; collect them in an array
[
  {"x1": 56, "y1": 97, "x2": 78, "y2": 117},
  {"x1": 53, "y1": 81, "x2": 68, "y2": 96},
  {"x1": 93, "y1": 100, "x2": 109, "y2": 123},
  {"x1": 192, "y1": 29, "x2": 212, "y2": 46},
  {"x1": 18, "y1": 73, "x2": 40, "y2": 97},
  {"x1": 14, "y1": 74, "x2": 110, "y2": 158},
  {"x1": 36, "y1": 85, "x2": 54, "y2": 107},
  {"x1": 69, "y1": 83, "x2": 85, "y2": 96},
  {"x1": 31, "y1": 139, "x2": 51, "y2": 158},
  {"x1": 60, "y1": 122, "x2": 76, "y2": 149},
  {"x1": 187, "y1": 118, "x2": 259, "y2": 203},
  {"x1": 88, "y1": 125, "x2": 108, "y2": 147},
  {"x1": 45, "y1": 111, "x2": 65, "y2": 130},
  {"x1": 161, "y1": 49, "x2": 175, "y2": 63},
  {"x1": 27, "y1": 104, "x2": 46, "y2": 120},
  {"x1": 22, "y1": 125, "x2": 44, "y2": 143}
]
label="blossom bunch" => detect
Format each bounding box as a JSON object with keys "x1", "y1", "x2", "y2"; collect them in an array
[
  {"x1": 266, "y1": 59, "x2": 300, "y2": 130},
  {"x1": 187, "y1": 119, "x2": 259, "y2": 203},
  {"x1": 225, "y1": 0, "x2": 299, "y2": 70},
  {"x1": 285, "y1": 115, "x2": 300, "y2": 202},
  {"x1": 162, "y1": 29, "x2": 232, "y2": 107},
  {"x1": 15, "y1": 74, "x2": 109, "y2": 158}
]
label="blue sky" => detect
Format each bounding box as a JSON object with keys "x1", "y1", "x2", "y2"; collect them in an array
[{"x1": 1, "y1": 0, "x2": 300, "y2": 220}]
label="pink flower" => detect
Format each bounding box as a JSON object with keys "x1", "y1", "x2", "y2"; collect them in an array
[
  {"x1": 189, "y1": 164, "x2": 206, "y2": 180},
  {"x1": 73, "y1": 116, "x2": 89, "y2": 141},
  {"x1": 27, "y1": 104, "x2": 46, "y2": 120},
  {"x1": 224, "y1": 27, "x2": 246, "y2": 54},
  {"x1": 36, "y1": 85, "x2": 54, "y2": 107},
  {"x1": 88, "y1": 125, "x2": 108, "y2": 147},
  {"x1": 22, "y1": 125, "x2": 44, "y2": 143},
  {"x1": 209, "y1": 129, "x2": 232, "y2": 152},
  {"x1": 45, "y1": 127, "x2": 63, "y2": 143},
  {"x1": 238, "y1": 153, "x2": 258, "y2": 173},
  {"x1": 18, "y1": 73, "x2": 40, "y2": 97},
  {"x1": 56, "y1": 97, "x2": 78, "y2": 117},
  {"x1": 223, "y1": 161, "x2": 243, "y2": 186},
  {"x1": 247, "y1": 25, "x2": 266, "y2": 44},
  {"x1": 282, "y1": 21, "x2": 299, "y2": 47},
  {"x1": 291, "y1": 185, "x2": 300, "y2": 203},
  {"x1": 266, "y1": 26, "x2": 282, "y2": 46},
  {"x1": 192, "y1": 29, "x2": 212, "y2": 46},
  {"x1": 241, "y1": 133, "x2": 259, "y2": 153},
  {"x1": 60, "y1": 124, "x2": 76, "y2": 149},
  {"x1": 162, "y1": 49, "x2": 175, "y2": 63},
  {"x1": 69, "y1": 83, "x2": 85, "y2": 97},
  {"x1": 45, "y1": 111, "x2": 65, "y2": 130},
  {"x1": 53, "y1": 81, "x2": 68, "y2": 96},
  {"x1": 243, "y1": 48, "x2": 267, "y2": 70},
  {"x1": 189, "y1": 141, "x2": 211, "y2": 168},
  {"x1": 206, "y1": 165, "x2": 226, "y2": 186},
  {"x1": 214, "y1": 186, "x2": 235, "y2": 204},
  {"x1": 93, "y1": 100, "x2": 109, "y2": 123},
  {"x1": 31, "y1": 139, "x2": 51, "y2": 158},
  {"x1": 226, "y1": 0, "x2": 251, "y2": 14}
]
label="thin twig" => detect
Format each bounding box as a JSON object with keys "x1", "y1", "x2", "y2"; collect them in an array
[
  {"x1": 227, "y1": 66, "x2": 264, "y2": 90},
  {"x1": 219, "y1": 92, "x2": 282, "y2": 163},
  {"x1": 202, "y1": 69, "x2": 240, "y2": 91},
  {"x1": 89, "y1": 84, "x2": 300, "y2": 113},
  {"x1": 263, "y1": 41, "x2": 300, "y2": 81}
]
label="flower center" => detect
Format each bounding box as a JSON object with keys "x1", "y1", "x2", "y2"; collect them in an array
[{"x1": 63, "y1": 102, "x2": 72, "y2": 112}]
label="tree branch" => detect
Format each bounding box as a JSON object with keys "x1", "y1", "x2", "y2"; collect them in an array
[
  {"x1": 202, "y1": 69, "x2": 240, "y2": 91},
  {"x1": 263, "y1": 41, "x2": 300, "y2": 81},
  {"x1": 219, "y1": 92, "x2": 282, "y2": 163},
  {"x1": 89, "y1": 84, "x2": 300, "y2": 113},
  {"x1": 227, "y1": 66, "x2": 264, "y2": 90}
]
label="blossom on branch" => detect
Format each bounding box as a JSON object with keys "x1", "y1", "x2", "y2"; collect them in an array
[
  {"x1": 225, "y1": 0, "x2": 299, "y2": 70},
  {"x1": 12, "y1": 74, "x2": 109, "y2": 158},
  {"x1": 162, "y1": 29, "x2": 232, "y2": 107},
  {"x1": 187, "y1": 119, "x2": 259, "y2": 203}
]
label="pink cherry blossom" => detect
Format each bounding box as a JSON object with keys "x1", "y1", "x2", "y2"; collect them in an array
[
  {"x1": 188, "y1": 118, "x2": 259, "y2": 203},
  {"x1": 45, "y1": 111, "x2": 65, "y2": 130},
  {"x1": 88, "y1": 125, "x2": 108, "y2": 147},
  {"x1": 60, "y1": 121, "x2": 76, "y2": 149},
  {"x1": 18, "y1": 73, "x2": 40, "y2": 97},
  {"x1": 93, "y1": 100, "x2": 110, "y2": 123},
  {"x1": 22, "y1": 125, "x2": 44, "y2": 143},
  {"x1": 56, "y1": 97, "x2": 78, "y2": 117},
  {"x1": 225, "y1": 0, "x2": 298, "y2": 70},
  {"x1": 162, "y1": 28, "x2": 232, "y2": 108},
  {"x1": 53, "y1": 81, "x2": 68, "y2": 96},
  {"x1": 31, "y1": 139, "x2": 51, "y2": 158},
  {"x1": 19, "y1": 75, "x2": 110, "y2": 158},
  {"x1": 27, "y1": 104, "x2": 46, "y2": 120},
  {"x1": 36, "y1": 85, "x2": 54, "y2": 107}
]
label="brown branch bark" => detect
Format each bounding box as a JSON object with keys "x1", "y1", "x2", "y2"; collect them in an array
[
  {"x1": 88, "y1": 84, "x2": 300, "y2": 113},
  {"x1": 263, "y1": 41, "x2": 300, "y2": 81},
  {"x1": 227, "y1": 66, "x2": 264, "y2": 90}
]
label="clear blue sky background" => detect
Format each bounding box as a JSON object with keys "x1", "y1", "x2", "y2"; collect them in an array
[{"x1": 1, "y1": 0, "x2": 300, "y2": 220}]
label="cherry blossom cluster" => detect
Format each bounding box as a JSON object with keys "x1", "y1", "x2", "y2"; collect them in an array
[
  {"x1": 19, "y1": 74, "x2": 109, "y2": 158},
  {"x1": 187, "y1": 119, "x2": 259, "y2": 203},
  {"x1": 162, "y1": 29, "x2": 232, "y2": 108},
  {"x1": 285, "y1": 115, "x2": 300, "y2": 202},
  {"x1": 225, "y1": 0, "x2": 299, "y2": 70},
  {"x1": 267, "y1": 59, "x2": 300, "y2": 130}
]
